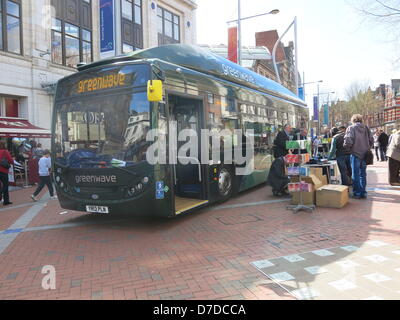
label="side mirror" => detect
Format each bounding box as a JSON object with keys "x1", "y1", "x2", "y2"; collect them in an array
[{"x1": 147, "y1": 80, "x2": 163, "y2": 102}]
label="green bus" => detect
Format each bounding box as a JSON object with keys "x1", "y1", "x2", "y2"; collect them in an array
[{"x1": 52, "y1": 44, "x2": 308, "y2": 217}]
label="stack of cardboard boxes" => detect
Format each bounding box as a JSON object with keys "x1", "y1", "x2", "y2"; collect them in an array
[{"x1": 291, "y1": 167, "x2": 349, "y2": 209}]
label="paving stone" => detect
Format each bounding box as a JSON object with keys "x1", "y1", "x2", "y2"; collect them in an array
[
  {"x1": 71, "y1": 280, "x2": 82, "y2": 288},
  {"x1": 6, "y1": 273, "x2": 18, "y2": 280}
]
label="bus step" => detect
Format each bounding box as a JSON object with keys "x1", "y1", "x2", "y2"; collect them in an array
[{"x1": 175, "y1": 197, "x2": 208, "y2": 215}]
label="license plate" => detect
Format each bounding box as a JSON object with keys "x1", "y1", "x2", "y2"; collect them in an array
[{"x1": 86, "y1": 205, "x2": 109, "y2": 214}]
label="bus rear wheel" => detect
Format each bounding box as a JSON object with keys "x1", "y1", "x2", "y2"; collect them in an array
[{"x1": 218, "y1": 166, "x2": 235, "y2": 202}]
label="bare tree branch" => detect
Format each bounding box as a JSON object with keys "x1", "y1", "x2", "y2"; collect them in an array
[{"x1": 375, "y1": 0, "x2": 400, "y2": 13}]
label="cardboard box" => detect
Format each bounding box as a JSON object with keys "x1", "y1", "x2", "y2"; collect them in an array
[
  {"x1": 316, "y1": 185, "x2": 349, "y2": 208},
  {"x1": 292, "y1": 190, "x2": 315, "y2": 205},
  {"x1": 291, "y1": 174, "x2": 324, "y2": 205},
  {"x1": 309, "y1": 167, "x2": 328, "y2": 186}
]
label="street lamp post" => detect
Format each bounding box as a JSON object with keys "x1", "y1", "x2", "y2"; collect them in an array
[
  {"x1": 237, "y1": 0, "x2": 242, "y2": 66},
  {"x1": 228, "y1": 2, "x2": 280, "y2": 66},
  {"x1": 272, "y1": 17, "x2": 298, "y2": 95},
  {"x1": 300, "y1": 79, "x2": 323, "y2": 137},
  {"x1": 303, "y1": 79, "x2": 323, "y2": 102},
  {"x1": 316, "y1": 91, "x2": 335, "y2": 134}
]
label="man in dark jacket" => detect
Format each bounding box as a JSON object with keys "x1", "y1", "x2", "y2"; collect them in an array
[
  {"x1": 328, "y1": 126, "x2": 352, "y2": 186},
  {"x1": 378, "y1": 129, "x2": 389, "y2": 161},
  {"x1": 344, "y1": 114, "x2": 374, "y2": 199},
  {"x1": 267, "y1": 156, "x2": 290, "y2": 196},
  {"x1": 273, "y1": 124, "x2": 292, "y2": 158}
]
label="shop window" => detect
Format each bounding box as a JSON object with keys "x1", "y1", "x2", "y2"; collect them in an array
[
  {"x1": 51, "y1": 0, "x2": 92, "y2": 67},
  {"x1": 0, "y1": 0, "x2": 22, "y2": 54}
]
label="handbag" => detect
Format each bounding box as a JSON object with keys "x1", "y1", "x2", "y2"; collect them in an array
[
  {"x1": 365, "y1": 149, "x2": 374, "y2": 165},
  {"x1": 364, "y1": 127, "x2": 374, "y2": 165}
]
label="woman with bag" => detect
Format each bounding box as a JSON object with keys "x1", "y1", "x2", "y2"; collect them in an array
[
  {"x1": 387, "y1": 128, "x2": 400, "y2": 186},
  {"x1": 0, "y1": 141, "x2": 13, "y2": 205}
]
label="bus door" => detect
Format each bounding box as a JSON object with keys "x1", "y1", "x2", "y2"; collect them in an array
[{"x1": 168, "y1": 95, "x2": 208, "y2": 214}]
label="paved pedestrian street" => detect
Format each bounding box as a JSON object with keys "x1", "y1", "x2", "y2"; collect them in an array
[
  {"x1": 0, "y1": 161, "x2": 400, "y2": 300},
  {"x1": 252, "y1": 241, "x2": 400, "y2": 300}
]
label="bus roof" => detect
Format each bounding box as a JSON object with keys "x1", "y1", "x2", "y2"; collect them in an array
[{"x1": 78, "y1": 44, "x2": 307, "y2": 107}]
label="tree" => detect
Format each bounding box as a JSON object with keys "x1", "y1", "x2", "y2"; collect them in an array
[
  {"x1": 329, "y1": 81, "x2": 382, "y2": 126},
  {"x1": 351, "y1": 0, "x2": 400, "y2": 40}
]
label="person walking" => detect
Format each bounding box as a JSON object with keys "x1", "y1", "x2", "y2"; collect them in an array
[
  {"x1": 30, "y1": 150, "x2": 57, "y2": 201},
  {"x1": 273, "y1": 124, "x2": 292, "y2": 158},
  {"x1": 28, "y1": 141, "x2": 40, "y2": 185},
  {"x1": 328, "y1": 126, "x2": 352, "y2": 186},
  {"x1": 373, "y1": 130, "x2": 381, "y2": 161},
  {"x1": 378, "y1": 129, "x2": 389, "y2": 161},
  {"x1": 344, "y1": 114, "x2": 374, "y2": 199},
  {"x1": 0, "y1": 141, "x2": 13, "y2": 205},
  {"x1": 386, "y1": 128, "x2": 400, "y2": 186}
]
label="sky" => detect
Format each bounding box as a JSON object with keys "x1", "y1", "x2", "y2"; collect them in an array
[{"x1": 195, "y1": 0, "x2": 400, "y2": 108}]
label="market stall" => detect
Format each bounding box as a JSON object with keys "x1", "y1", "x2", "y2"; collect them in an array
[
  {"x1": 0, "y1": 117, "x2": 51, "y2": 187},
  {"x1": 286, "y1": 135, "x2": 348, "y2": 211}
]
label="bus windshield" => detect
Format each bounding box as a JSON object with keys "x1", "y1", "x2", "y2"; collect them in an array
[{"x1": 54, "y1": 92, "x2": 150, "y2": 169}]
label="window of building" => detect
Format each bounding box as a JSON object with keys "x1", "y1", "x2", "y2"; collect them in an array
[
  {"x1": 0, "y1": 97, "x2": 19, "y2": 117},
  {"x1": 157, "y1": 6, "x2": 180, "y2": 46},
  {"x1": 5, "y1": 98, "x2": 18, "y2": 117},
  {"x1": 51, "y1": 0, "x2": 92, "y2": 68},
  {"x1": 0, "y1": 0, "x2": 22, "y2": 54},
  {"x1": 121, "y1": 0, "x2": 143, "y2": 51}
]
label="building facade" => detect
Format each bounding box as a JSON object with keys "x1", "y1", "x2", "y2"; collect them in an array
[
  {"x1": 383, "y1": 79, "x2": 400, "y2": 132},
  {"x1": 255, "y1": 30, "x2": 297, "y2": 94},
  {"x1": 0, "y1": 0, "x2": 197, "y2": 148}
]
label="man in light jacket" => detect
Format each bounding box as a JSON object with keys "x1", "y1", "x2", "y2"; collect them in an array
[
  {"x1": 344, "y1": 114, "x2": 374, "y2": 199},
  {"x1": 387, "y1": 128, "x2": 400, "y2": 186}
]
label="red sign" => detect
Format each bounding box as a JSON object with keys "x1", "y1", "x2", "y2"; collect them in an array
[{"x1": 228, "y1": 26, "x2": 238, "y2": 64}]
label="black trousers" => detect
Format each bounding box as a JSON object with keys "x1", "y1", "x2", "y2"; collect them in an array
[
  {"x1": 0, "y1": 172, "x2": 10, "y2": 203},
  {"x1": 388, "y1": 157, "x2": 400, "y2": 185},
  {"x1": 374, "y1": 147, "x2": 380, "y2": 161},
  {"x1": 380, "y1": 146, "x2": 388, "y2": 161},
  {"x1": 33, "y1": 176, "x2": 54, "y2": 197}
]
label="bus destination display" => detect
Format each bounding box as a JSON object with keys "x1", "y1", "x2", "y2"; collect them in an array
[{"x1": 77, "y1": 73, "x2": 126, "y2": 94}]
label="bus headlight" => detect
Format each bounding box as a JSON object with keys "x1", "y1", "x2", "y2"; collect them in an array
[
  {"x1": 127, "y1": 187, "x2": 136, "y2": 197},
  {"x1": 60, "y1": 182, "x2": 64, "y2": 188},
  {"x1": 55, "y1": 176, "x2": 61, "y2": 183},
  {"x1": 142, "y1": 177, "x2": 149, "y2": 184},
  {"x1": 136, "y1": 183, "x2": 143, "y2": 191}
]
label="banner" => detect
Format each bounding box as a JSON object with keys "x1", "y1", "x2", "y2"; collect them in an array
[
  {"x1": 100, "y1": 0, "x2": 115, "y2": 58},
  {"x1": 323, "y1": 104, "x2": 329, "y2": 125},
  {"x1": 298, "y1": 87, "x2": 304, "y2": 100},
  {"x1": 313, "y1": 96, "x2": 319, "y2": 122},
  {"x1": 228, "y1": 26, "x2": 238, "y2": 64}
]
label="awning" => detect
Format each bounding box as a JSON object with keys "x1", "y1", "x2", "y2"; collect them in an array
[{"x1": 0, "y1": 118, "x2": 51, "y2": 138}]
